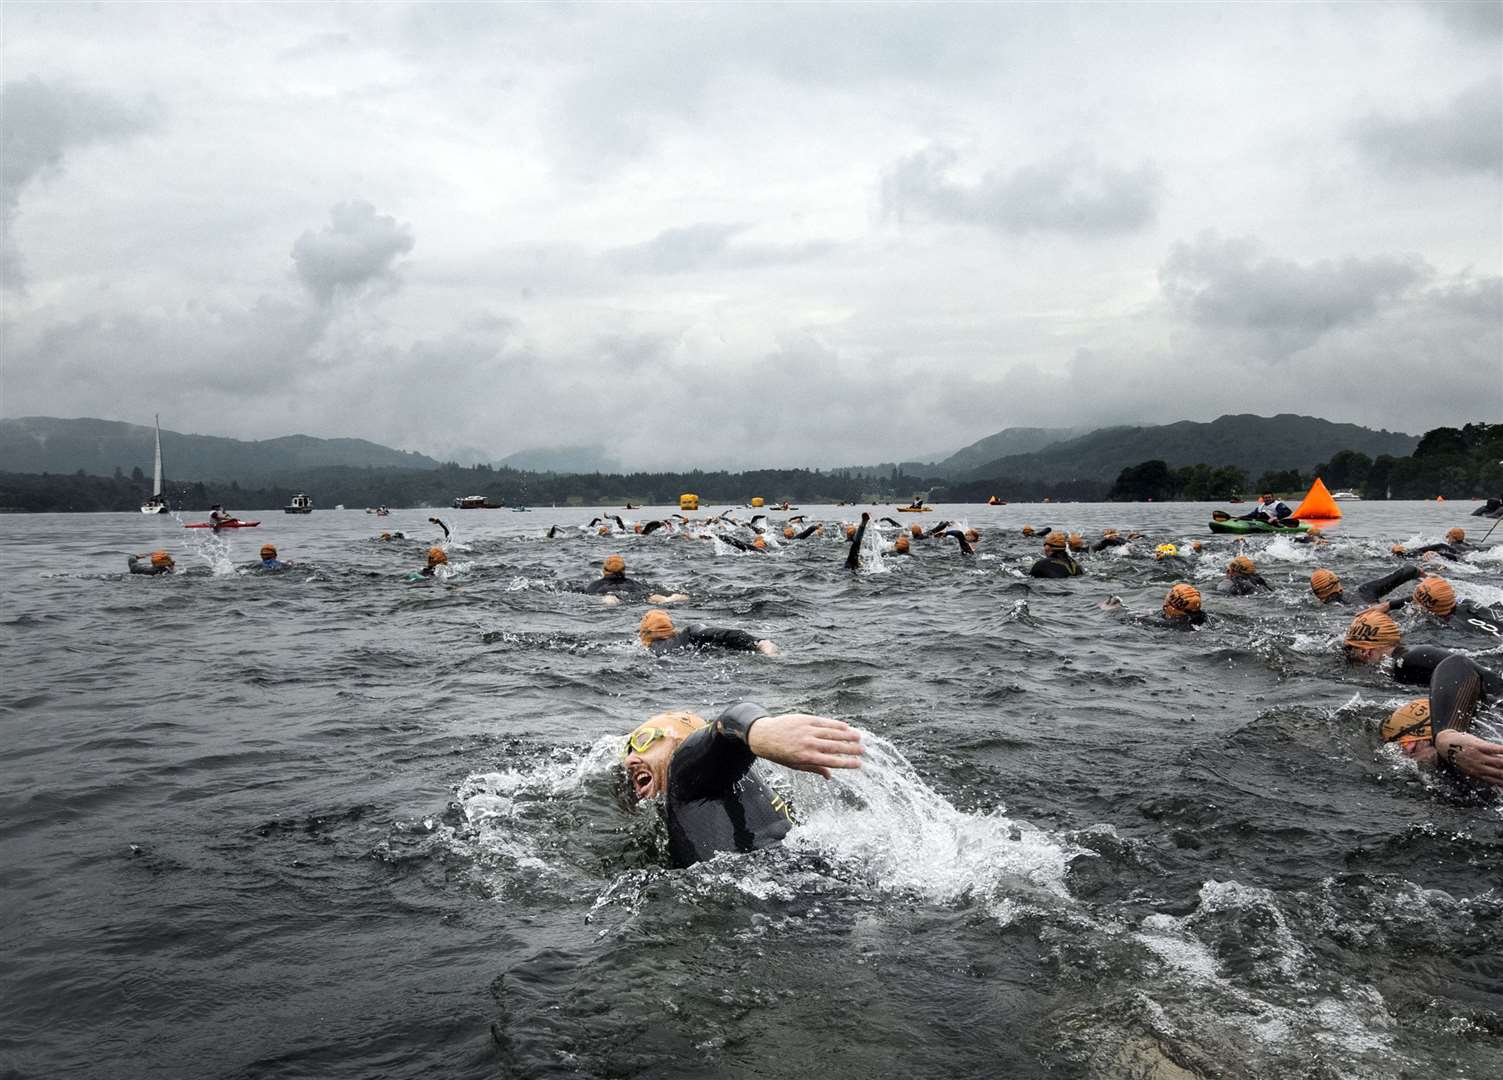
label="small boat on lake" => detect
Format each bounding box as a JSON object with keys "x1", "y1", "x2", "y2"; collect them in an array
[
  {"x1": 140, "y1": 415, "x2": 169, "y2": 514},
  {"x1": 284, "y1": 493, "x2": 314, "y2": 514}
]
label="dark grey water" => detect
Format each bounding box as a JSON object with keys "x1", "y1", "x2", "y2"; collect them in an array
[{"x1": 2, "y1": 502, "x2": 1499, "y2": 1080}]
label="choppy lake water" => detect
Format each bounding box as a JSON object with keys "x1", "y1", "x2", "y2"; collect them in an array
[{"x1": 2, "y1": 501, "x2": 1500, "y2": 1080}]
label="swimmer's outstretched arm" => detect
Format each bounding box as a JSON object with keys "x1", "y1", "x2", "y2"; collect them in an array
[
  {"x1": 641, "y1": 520, "x2": 665, "y2": 536},
  {"x1": 428, "y1": 517, "x2": 451, "y2": 539},
  {"x1": 944, "y1": 530, "x2": 974, "y2": 555},
  {"x1": 844, "y1": 513, "x2": 870, "y2": 571},
  {"x1": 879, "y1": 517, "x2": 901, "y2": 528},
  {"x1": 1356, "y1": 564, "x2": 1420, "y2": 603},
  {"x1": 794, "y1": 524, "x2": 821, "y2": 540},
  {"x1": 924, "y1": 521, "x2": 951, "y2": 538},
  {"x1": 611, "y1": 515, "x2": 625, "y2": 530},
  {"x1": 547, "y1": 525, "x2": 560, "y2": 538},
  {"x1": 746, "y1": 712, "x2": 864, "y2": 778}
]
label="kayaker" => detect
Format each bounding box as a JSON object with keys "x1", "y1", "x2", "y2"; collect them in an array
[
  {"x1": 127, "y1": 550, "x2": 175, "y2": 576},
  {"x1": 1308, "y1": 564, "x2": 1420, "y2": 605},
  {"x1": 585, "y1": 555, "x2": 688, "y2": 606},
  {"x1": 638, "y1": 609, "x2": 777, "y2": 656},
  {"x1": 1241, "y1": 493, "x2": 1297, "y2": 526},
  {"x1": 1029, "y1": 532, "x2": 1083, "y2": 577},
  {"x1": 208, "y1": 504, "x2": 234, "y2": 526},
  {"x1": 1216, "y1": 555, "x2": 1273, "y2": 595},
  {"x1": 1382, "y1": 654, "x2": 1503, "y2": 799},
  {"x1": 619, "y1": 704, "x2": 863, "y2": 867}
]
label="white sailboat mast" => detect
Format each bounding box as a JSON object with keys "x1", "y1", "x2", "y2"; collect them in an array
[{"x1": 152, "y1": 414, "x2": 164, "y2": 498}]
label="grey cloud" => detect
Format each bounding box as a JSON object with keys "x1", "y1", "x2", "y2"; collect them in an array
[
  {"x1": 1351, "y1": 79, "x2": 1503, "y2": 177},
  {"x1": 882, "y1": 146, "x2": 1159, "y2": 236},
  {"x1": 1425, "y1": 0, "x2": 1503, "y2": 38},
  {"x1": 1159, "y1": 233, "x2": 1427, "y2": 355},
  {"x1": 1, "y1": 77, "x2": 156, "y2": 288},
  {"x1": 291, "y1": 201, "x2": 415, "y2": 304},
  {"x1": 608, "y1": 223, "x2": 836, "y2": 274}
]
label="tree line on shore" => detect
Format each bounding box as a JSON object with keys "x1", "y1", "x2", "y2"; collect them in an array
[{"x1": 1, "y1": 422, "x2": 1495, "y2": 512}]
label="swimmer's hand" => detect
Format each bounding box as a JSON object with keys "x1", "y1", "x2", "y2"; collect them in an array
[
  {"x1": 601, "y1": 594, "x2": 622, "y2": 607},
  {"x1": 1436, "y1": 731, "x2": 1503, "y2": 788},
  {"x1": 648, "y1": 592, "x2": 689, "y2": 605},
  {"x1": 748, "y1": 713, "x2": 863, "y2": 778},
  {"x1": 755, "y1": 640, "x2": 779, "y2": 656}
]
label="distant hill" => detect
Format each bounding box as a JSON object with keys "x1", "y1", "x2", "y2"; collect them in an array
[
  {"x1": 960, "y1": 413, "x2": 1419, "y2": 485},
  {"x1": 495, "y1": 445, "x2": 621, "y2": 474},
  {"x1": 932, "y1": 425, "x2": 1088, "y2": 475},
  {"x1": 0, "y1": 417, "x2": 440, "y2": 485}
]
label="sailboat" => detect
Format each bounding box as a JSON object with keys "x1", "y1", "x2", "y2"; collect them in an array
[{"x1": 140, "y1": 415, "x2": 169, "y2": 514}]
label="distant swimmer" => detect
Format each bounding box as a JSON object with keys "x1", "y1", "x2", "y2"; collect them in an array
[
  {"x1": 638, "y1": 609, "x2": 778, "y2": 656},
  {"x1": 408, "y1": 546, "x2": 447, "y2": 581},
  {"x1": 1471, "y1": 497, "x2": 1503, "y2": 518},
  {"x1": 254, "y1": 544, "x2": 291, "y2": 571},
  {"x1": 429, "y1": 517, "x2": 451, "y2": 540},
  {"x1": 1382, "y1": 655, "x2": 1503, "y2": 799},
  {"x1": 1091, "y1": 529, "x2": 1131, "y2": 552},
  {"x1": 586, "y1": 554, "x2": 688, "y2": 606},
  {"x1": 1029, "y1": 532, "x2": 1083, "y2": 577},
  {"x1": 1341, "y1": 609, "x2": 1456, "y2": 687},
  {"x1": 1161, "y1": 583, "x2": 1206, "y2": 627},
  {"x1": 1390, "y1": 542, "x2": 1461, "y2": 562},
  {"x1": 619, "y1": 704, "x2": 863, "y2": 867},
  {"x1": 1067, "y1": 533, "x2": 1087, "y2": 553},
  {"x1": 943, "y1": 528, "x2": 978, "y2": 556},
  {"x1": 1216, "y1": 555, "x2": 1272, "y2": 595},
  {"x1": 1308, "y1": 564, "x2": 1419, "y2": 605},
  {"x1": 376, "y1": 531, "x2": 407, "y2": 541},
  {"x1": 781, "y1": 524, "x2": 822, "y2": 541},
  {"x1": 891, "y1": 535, "x2": 911, "y2": 555},
  {"x1": 128, "y1": 550, "x2": 175, "y2": 576}
]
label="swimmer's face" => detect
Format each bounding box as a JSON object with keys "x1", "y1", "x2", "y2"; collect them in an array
[
  {"x1": 1344, "y1": 644, "x2": 1395, "y2": 665},
  {"x1": 1396, "y1": 739, "x2": 1436, "y2": 765},
  {"x1": 622, "y1": 737, "x2": 678, "y2": 802}
]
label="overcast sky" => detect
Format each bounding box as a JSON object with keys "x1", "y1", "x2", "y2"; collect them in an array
[{"x1": 3, "y1": 2, "x2": 1500, "y2": 468}]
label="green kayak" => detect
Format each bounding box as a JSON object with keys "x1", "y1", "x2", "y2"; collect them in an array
[{"x1": 1208, "y1": 519, "x2": 1311, "y2": 535}]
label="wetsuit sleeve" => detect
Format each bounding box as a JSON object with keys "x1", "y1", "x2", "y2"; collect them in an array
[
  {"x1": 946, "y1": 531, "x2": 974, "y2": 555},
  {"x1": 583, "y1": 578, "x2": 607, "y2": 594},
  {"x1": 547, "y1": 525, "x2": 560, "y2": 538},
  {"x1": 880, "y1": 517, "x2": 901, "y2": 527},
  {"x1": 642, "y1": 520, "x2": 664, "y2": 536},
  {"x1": 795, "y1": 524, "x2": 821, "y2": 540},
  {"x1": 668, "y1": 724, "x2": 756, "y2": 802},
  {"x1": 1356, "y1": 564, "x2": 1421, "y2": 602},
  {"x1": 1251, "y1": 574, "x2": 1273, "y2": 591},
  {"x1": 1428, "y1": 655, "x2": 1485, "y2": 753},
  {"x1": 1390, "y1": 645, "x2": 1454, "y2": 688},
  {"x1": 722, "y1": 535, "x2": 753, "y2": 552},
  {"x1": 684, "y1": 626, "x2": 763, "y2": 652},
  {"x1": 925, "y1": 521, "x2": 951, "y2": 538},
  {"x1": 844, "y1": 516, "x2": 869, "y2": 570}
]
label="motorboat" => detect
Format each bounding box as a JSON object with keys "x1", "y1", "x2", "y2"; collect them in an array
[{"x1": 284, "y1": 493, "x2": 314, "y2": 514}]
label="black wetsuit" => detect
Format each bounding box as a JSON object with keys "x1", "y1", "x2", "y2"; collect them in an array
[
  {"x1": 844, "y1": 515, "x2": 871, "y2": 570},
  {"x1": 127, "y1": 555, "x2": 172, "y2": 576},
  {"x1": 1091, "y1": 536, "x2": 1129, "y2": 552},
  {"x1": 1329, "y1": 565, "x2": 1421, "y2": 605},
  {"x1": 1217, "y1": 573, "x2": 1273, "y2": 596},
  {"x1": 584, "y1": 573, "x2": 651, "y2": 599},
  {"x1": 1426, "y1": 654, "x2": 1503, "y2": 801},
  {"x1": 1470, "y1": 498, "x2": 1502, "y2": 518},
  {"x1": 648, "y1": 624, "x2": 763, "y2": 655},
  {"x1": 945, "y1": 530, "x2": 976, "y2": 556},
  {"x1": 1388, "y1": 644, "x2": 1456, "y2": 688},
  {"x1": 663, "y1": 702, "x2": 792, "y2": 867},
  {"x1": 1028, "y1": 552, "x2": 1082, "y2": 578},
  {"x1": 1398, "y1": 543, "x2": 1462, "y2": 561}
]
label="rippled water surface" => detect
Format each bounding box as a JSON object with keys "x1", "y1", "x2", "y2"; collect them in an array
[{"x1": 2, "y1": 502, "x2": 1500, "y2": 1079}]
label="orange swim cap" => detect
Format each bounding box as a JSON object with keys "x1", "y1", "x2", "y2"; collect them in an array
[
  {"x1": 1381, "y1": 699, "x2": 1432, "y2": 746},
  {"x1": 910, "y1": 523, "x2": 923, "y2": 538},
  {"x1": 379, "y1": 532, "x2": 392, "y2": 541},
  {"x1": 598, "y1": 526, "x2": 612, "y2": 536},
  {"x1": 783, "y1": 527, "x2": 796, "y2": 540},
  {"x1": 894, "y1": 535, "x2": 910, "y2": 553},
  {"x1": 1021, "y1": 526, "x2": 1036, "y2": 537},
  {"x1": 427, "y1": 547, "x2": 448, "y2": 567},
  {"x1": 1310, "y1": 569, "x2": 1341, "y2": 601},
  {"x1": 1190, "y1": 541, "x2": 1203, "y2": 553},
  {"x1": 638, "y1": 608, "x2": 675, "y2": 646},
  {"x1": 1163, "y1": 583, "x2": 1202, "y2": 618},
  {"x1": 625, "y1": 710, "x2": 707, "y2": 755},
  {"x1": 1067, "y1": 532, "x2": 1085, "y2": 551},
  {"x1": 752, "y1": 536, "x2": 766, "y2": 549},
  {"x1": 845, "y1": 525, "x2": 857, "y2": 540},
  {"x1": 1042, "y1": 531, "x2": 1066, "y2": 551},
  {"x1": 602, "y1": 554, "x2": 625, "y2": 576},
  {"x1": 1446, "y1": 527, "x2": 1465, "y2": 544},
  {"x1": 260, "y1": 544, "x2": 277, "y2": 560},
  {"x1": 149, "y1": 550, "x2": 173, "y2": 568},
  {"x1": 1412, "y1": 576, "x2": 1456, "y2": 616},
  {"x1": 1390, "y1": 544, "x2": 1406, "y2": 556},
  {"x1": 1228, "y1": 555, "x2": 1256, "y2": 577},
  {"x1": 633, "y1": 524, "x2": 644, "y2": 534},
  {"x1": 1344, "y1": 609, "x2": 1401, "y2": 652}
]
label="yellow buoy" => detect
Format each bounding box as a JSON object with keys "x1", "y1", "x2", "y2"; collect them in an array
[
  {"x1": 679, "y1": 493, "x2": 699, "y2": 511},
  {"x1": 750, "y1": 497, "x2": 764, "y2": 508}
]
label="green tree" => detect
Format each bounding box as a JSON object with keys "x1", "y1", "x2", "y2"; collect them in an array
[{"x1": 1109, "y1": 460, "x2": 1176, "y2": 501}]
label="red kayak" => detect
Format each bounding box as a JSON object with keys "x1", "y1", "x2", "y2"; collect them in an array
[{"x1": 185, "y1": 519, "x2": 261, "y2": 529}]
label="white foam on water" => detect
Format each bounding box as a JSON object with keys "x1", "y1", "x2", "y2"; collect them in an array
[
  {"x1": 1262, "y1": 535, "x2": 1316, "y2": 563},
  {"x1": 781, "y1": 733, "x2": 1074, "y2": 912}
]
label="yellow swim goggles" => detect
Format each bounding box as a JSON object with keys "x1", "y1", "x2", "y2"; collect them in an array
[{"x1": 623, "y1": 726, "x2": 672, "y2": 758}]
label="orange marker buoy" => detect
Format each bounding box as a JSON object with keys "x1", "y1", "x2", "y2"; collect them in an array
[{"x1": 1291, "y1": 477, "x2": 1342, "y2": 521}]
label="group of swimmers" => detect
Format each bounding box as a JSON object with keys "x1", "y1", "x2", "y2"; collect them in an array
[{"x1": 126, "y1": 503, "x2": 1501, "y2": 866}]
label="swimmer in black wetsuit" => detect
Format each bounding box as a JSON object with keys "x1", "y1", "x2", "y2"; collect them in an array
[
  {"x1": 1390, "y1": 542, "x2": 1462, "y2": 562},
  {"x1": 428, "y1": 517, "x2": 451, "y2": 541},
  {"x1": 843, "y1": 513, "x2": 871, "y2": 570},
  {"x1": 128, "y1": 550, "x2": 175, "y2": 575},
  {"x1": 1472, "y1": 498, "x2": 1503, "y2": 519},
  {"x1": 1029, "y1": 532, "x2": 1083, "y2": 577},
  {"x1": 1409, "y1": 576, "x2": 1503, "y2": 632},
  {"x1": 638, "y1": 609, "x2": 778, "y2": 656},
  {"x1": 1216, "y1": 555, "x2": 1273, "y2": 595},
  {"x1": 941, "y1": 527, "x2": 978, "y2": 555},
  {"x1": 1091, "y1": 529, "x2": 1129, "y2": 552},
  {"x1": 1161, "y1": 583, "x2": 1206, "y2": 627},
  {"x1": 584, "y1": 555, "x2": 687, "y2": 606},
  {"x1": 1382, "y1": 655, "x2": 1503, "y2": 799},
  {"x1": 1308, "y1": 564, "x2": 1419, "y2": 605},
  {"x1": 620, "y1": 704, "x2": 864, "y2": 867},
  {"x1": 1340, "y1": 609, "x2": 1457, "y2": 688}
]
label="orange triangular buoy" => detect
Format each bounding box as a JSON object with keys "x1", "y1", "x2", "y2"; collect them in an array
[{"x1": 1292, "y1": 477, "x2": 1342, "y2": 520}]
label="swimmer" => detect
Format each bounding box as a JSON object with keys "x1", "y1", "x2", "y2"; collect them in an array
[
  {"x1": 429, "y1": 517, "x2": 451, "y2": 541},
  {"x1": 939, "y1": 528, "x2": 976, "y2": 555},
  {"x1": 1161, "y1": 583, "x2": 1206, "y2": 627},
  {"x1": 1091, "y1": 529, "x2": 1130, "y2": 552},
  {"x1": 620, "y1": 704, "x2": 864, "y2": 867},
  {"x1": 1341, "y1": 609, "x2": 1456, "y2": 687},
  {"x1": 127, "y1": 550, "x2": 175, "y2": 576},
  {"x1": 638, "y1": 609, "x2": 777, "y2": 656},
  {"x1": 585, "y1": 555, "x2": 687, "y2": 606},
  {"x1": 1153, "y1": 543, "x2": 1190, "y2": 571},
  {"x1": 1308, "y1": 564, "x2": 1419, "y2": 605},
  {"x1": 410, "y1": 546, "x2": 447, "y2": 580},
  {"x1": 1029, "y1": 532, "x2": 1083, "y2": 578},
  {"x1": 844, "y1": 513, "x2": 871, "y2": 571},
  {"x1": 1410, "y1": 576, "x2": 1502, "y2": 629},
  {"x1": 1390, "y1": 542, "x2": 1461, "y2": 562},
  {"x1": 1067, "y1": 533, "x2": 1087, "y2": 553},
  {"x1": 781, "y1": 523, "x2": 822, "y2": 541},
  {"x1": 891, "y1": 535, "x2": 911, "y2": 556},
  {"x1": 1382, "y1": 654, "x2": 1503, "y2": 798},
  {"x1": 1216, "y1": 555, "x2": 1272, "y2": 595},
  {"x1": 376, "y1": 531, "x2": 407, "y2": 542},
  {"x1": 1471, "y1": 497, "x2": 1503, "y2": 519},
  {"x1": 255, "y1": 544, "x2": 291, "y2": 571}
]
